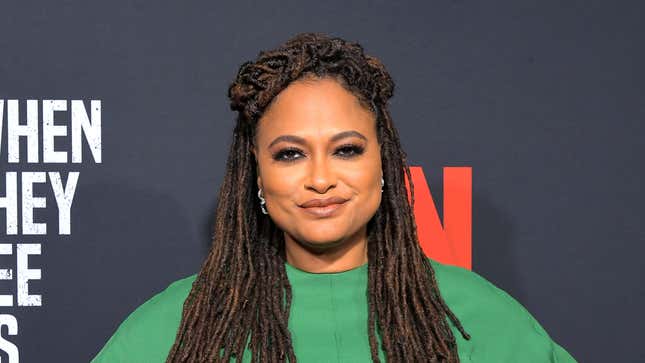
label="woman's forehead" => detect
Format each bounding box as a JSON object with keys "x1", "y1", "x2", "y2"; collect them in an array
[{"x1": 256, "y1": 78, "x2": 376, "y2": 143}]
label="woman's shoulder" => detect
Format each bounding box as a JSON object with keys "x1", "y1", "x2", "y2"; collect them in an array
[
  {"x1": 427, "y1": 258, "x2": 577, "y2": 362},
  {"x1": 428, "y1": 257, "x2": 522, "y2": 309},
  {"x1": 90, "y1": 273, "x2": 198, "y2": 363}
]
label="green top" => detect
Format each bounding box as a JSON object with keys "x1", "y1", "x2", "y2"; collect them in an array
[{"x1": 91, "y1": 258, "x2": 577, "y2": 362}]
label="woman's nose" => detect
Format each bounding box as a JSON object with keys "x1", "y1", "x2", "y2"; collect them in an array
[{"x1": 306, "y1": 156, "x2": 337, "y2": 193}]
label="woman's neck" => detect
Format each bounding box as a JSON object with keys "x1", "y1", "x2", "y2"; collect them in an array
[{"x1": 283, "y1": 226, "x2": 368, "y2": 273}]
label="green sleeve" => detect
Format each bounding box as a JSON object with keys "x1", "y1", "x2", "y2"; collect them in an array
[
  {"x1": 429, "y1": 259, "x2": 578, "y2": 362},
  {"x1": 90, "y1": 275, "x2": 196, "y2": 363}
]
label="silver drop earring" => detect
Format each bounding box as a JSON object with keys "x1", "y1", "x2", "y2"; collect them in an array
[
  {"x1": 381, "y1": 177, "x2": 384, "y2": 193},
  {"x1": 258, "y1": 188, "x2": 268, "y2": 214}
]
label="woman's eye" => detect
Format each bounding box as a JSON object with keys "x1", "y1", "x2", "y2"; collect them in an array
[
  {"x1": 273, "y1": 148, "x2": 303, "y2": 162},
  {"x1": 335, "y1": 144, "x2": 365, "y2": 158}
]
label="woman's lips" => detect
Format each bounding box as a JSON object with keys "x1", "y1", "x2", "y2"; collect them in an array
[
  {"x1": 300, "y1": 196, "x2": 348, "y2": 208},
  {"x1": 300, "y1": 201, "x2": 347, "y2": 218}
]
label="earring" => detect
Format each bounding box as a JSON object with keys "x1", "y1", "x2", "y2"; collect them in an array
[
  {"x1": 381, "y1": 177, "x2": 384, "y2": 193},
  {"x1": 258, "y1": 188, "x2": 268, "y2": 215}
]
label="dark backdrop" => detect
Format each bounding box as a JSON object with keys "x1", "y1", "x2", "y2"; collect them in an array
[{"x1": 1, "y1": 1, "x2": 643, "y2": 362}]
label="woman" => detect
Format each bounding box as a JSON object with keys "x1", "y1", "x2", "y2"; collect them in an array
[{"x1": 92, "y1": 33, "x2": 577, "y2": 362}]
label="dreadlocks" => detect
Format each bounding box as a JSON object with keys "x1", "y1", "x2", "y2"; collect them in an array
[{"x1": 166, "y1": 32, "x2": 471, "y2": 363}]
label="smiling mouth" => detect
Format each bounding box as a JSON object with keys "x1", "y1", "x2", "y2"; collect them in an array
[{"x1": 300, "y1": 201, "x2": 347, "y2": 218}]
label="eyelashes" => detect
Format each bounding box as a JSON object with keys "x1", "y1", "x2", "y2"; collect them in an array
[{"x1": 271, "y1": 144, "x2": 365, "y2": 163}]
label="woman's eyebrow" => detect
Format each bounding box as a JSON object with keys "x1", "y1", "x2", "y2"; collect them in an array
[{"x1": 267, "y1": 130, "x2": 367, "y2": 148}]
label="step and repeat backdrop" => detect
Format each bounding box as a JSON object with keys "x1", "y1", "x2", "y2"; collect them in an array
[{"x1": 1, "y1": 1, "x2": 643, "y2": 362}]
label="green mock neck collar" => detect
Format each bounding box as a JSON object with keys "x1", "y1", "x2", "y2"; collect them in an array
[{"x1": 284, "y1": 260, "x2": 369, "y2": 277}]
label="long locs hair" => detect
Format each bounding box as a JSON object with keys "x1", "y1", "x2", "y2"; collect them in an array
[{"x1": 166, "y1": 32, "x2": 470, "y2": 363}]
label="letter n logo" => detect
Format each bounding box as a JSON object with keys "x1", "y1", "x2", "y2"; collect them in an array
[{"x1": 404, "y1": 167, "x2": 472, "y2": 270}]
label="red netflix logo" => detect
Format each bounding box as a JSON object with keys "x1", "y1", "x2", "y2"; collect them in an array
[{"x1": 405, "y1": 167, "x2": 472, "y2": 270}]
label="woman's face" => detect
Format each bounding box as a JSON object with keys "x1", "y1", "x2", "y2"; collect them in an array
[{"x1": 252, "y1": 77, "x2": 382, "y2": 252}]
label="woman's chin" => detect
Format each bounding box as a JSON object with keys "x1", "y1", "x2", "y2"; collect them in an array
[{"x1": 294, "y1": 233, "x2": 347, "y2": 250}]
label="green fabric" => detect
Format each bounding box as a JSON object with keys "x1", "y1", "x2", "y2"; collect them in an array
[{"x1": 91, "y1": 258, "x2": 577, "y2": 362}]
